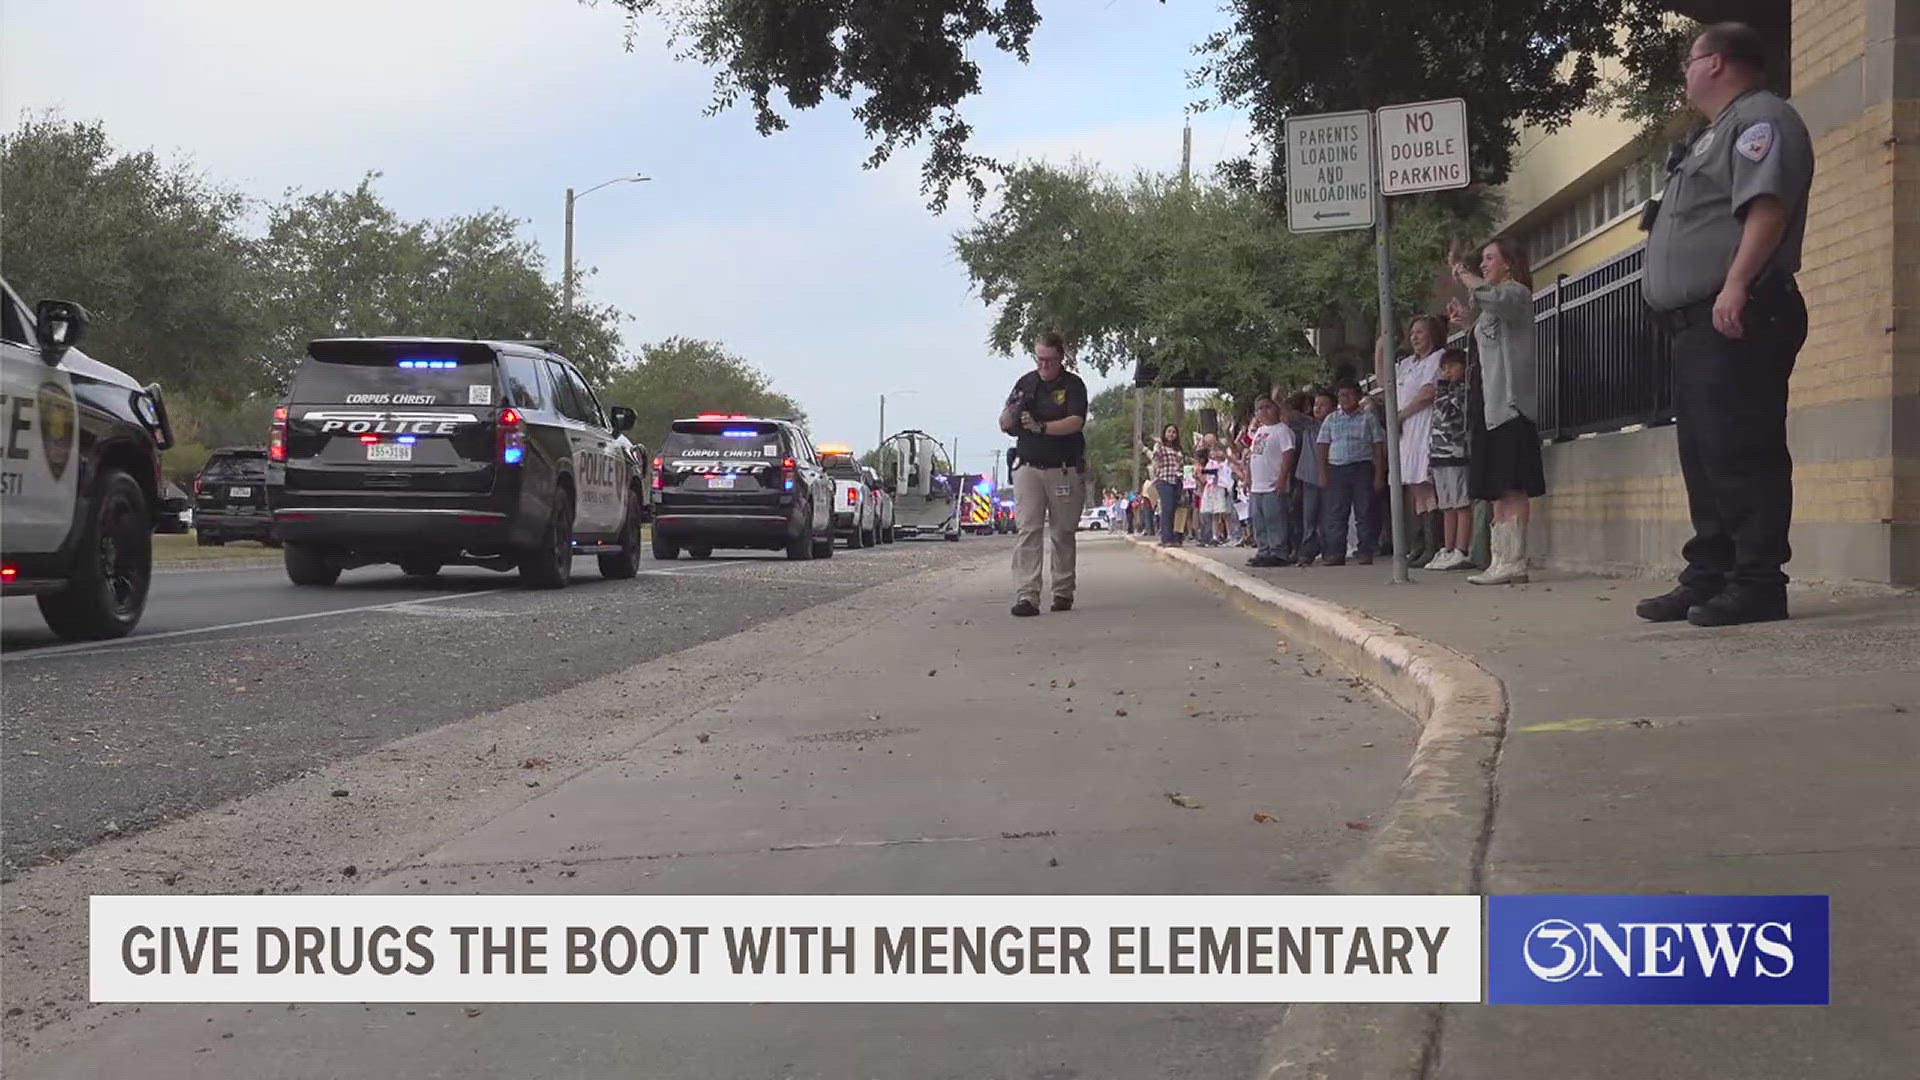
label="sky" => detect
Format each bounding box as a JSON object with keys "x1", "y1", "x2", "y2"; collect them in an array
[{"x1": 0, "y1": 0, "x2": 1251, "y2": 474}]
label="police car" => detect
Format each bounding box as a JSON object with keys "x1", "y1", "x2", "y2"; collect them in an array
[
  {"x1": 267, "y1": 337, "x2": 646, "y2": 588},
  {"x1": 651, "y1": 414, "x2": 835, "y2": 560},
  {"x1": 1, "y1": 279, "x2": 173, "y2": 640}
]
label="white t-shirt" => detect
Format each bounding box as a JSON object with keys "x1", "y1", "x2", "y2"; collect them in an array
[{"x1": 1247, "y1": 422, "x2": 1296, "y2": 493}]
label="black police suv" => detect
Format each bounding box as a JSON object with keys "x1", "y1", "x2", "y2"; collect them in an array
[
  {"x1": 192, "y1": 446, "x2": 276, "y2": 546},
  {"x1": 268, "y1": 337, "x2": 645, "y2": 588},
  {"x1": 2, "y1": 277, "x2": 173, "y2": 640},
  {"x1": 651, "y1": 415, "x2": 835, "y2": 560}
]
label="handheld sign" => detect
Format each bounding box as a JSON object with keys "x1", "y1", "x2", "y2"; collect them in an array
[
  {"x1": 1376, "y1": 98, "x2": 1470, "y2": 195},
  {"x1": 1285, "y1": 111, "x2": 1376, "y2": 233}
]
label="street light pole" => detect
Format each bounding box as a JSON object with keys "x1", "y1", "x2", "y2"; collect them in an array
[{"x1": 562, "y1": 173, "x2": 651, "y2": 319}]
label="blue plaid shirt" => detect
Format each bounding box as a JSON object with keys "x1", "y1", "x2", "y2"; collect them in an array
[{"x1": 1316, "y1": 407, "x2": 1385, "y2": 467}]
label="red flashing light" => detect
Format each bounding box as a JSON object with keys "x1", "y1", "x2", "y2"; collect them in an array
[
  {"x1": 782, "y1": 456, "x2": 797, "y2": 490},
  {"x1": 1, "y1": 564, "x2": 17, "y2": 582},
  {"x1": 651, "y1": 456, "x2": 664, "y2": 491},
  {"x1": 359, "y1": 434, "x2": 380, "y2": 444},
  {"x1": 696, "y1": 413, "x2": 748, "y2": 420},
  {"x1": 497, "y1": 407, "x2": 526, "y2": 465},
  {"x1": 269, "y1": 406, "x2": 288, "y2": 463},
  {"x1": 500, "y1": 408, "x2": 522, "y2": 426},
  {"x1": 846, "y1": 487, "x2": 858, "y2": 506}
]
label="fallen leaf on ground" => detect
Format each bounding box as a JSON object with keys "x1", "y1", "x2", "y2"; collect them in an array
[
  {"x1": 518, "y1": 757, "x2": 550, "y2": 770},
  {"x1": 1252, "y1": 812, "x2": 1276, "y2": 824},
  {"x1": 1344, "y1": 821, "x2": 1372, "y2": 831},
  {"x1": 1166, "y1": 793, "x2": 1203, "y2": 810},
  {"x1": 1115, "y1": 708, "x2": 1129, "y2": 717},
  {"x1": 1183, "y1": 704, "x2": 1200, "y2": 715}
]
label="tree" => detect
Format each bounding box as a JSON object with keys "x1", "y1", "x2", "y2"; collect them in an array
[
  {"x1": 597, "y1": 336, "x2": 806, "y2": 453},
  {"x1": 954, "y1": 162, "x2": 1491, "y2": 390},
  {"x1": 0, "y1": 115, "x2": 268, "y2": 402},
  {"x1": 613, "y1": 0, "x2": 1674, "y2": 205},
  {"x1": 256, "y1": 176, "x2": 627, "y2": 386}
]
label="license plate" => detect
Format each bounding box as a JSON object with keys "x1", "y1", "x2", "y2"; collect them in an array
[
  {"x1": 228, "y1": 486, "x2": 252, "y2": 498},
  {"x1": 366, "y1": 443, "x2": 413, "y2": 462},
  {"x1": 706, "y1": 475, "x2": 735, "y2": 490}
]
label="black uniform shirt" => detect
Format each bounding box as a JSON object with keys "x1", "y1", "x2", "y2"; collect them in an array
[{"x1": 1006, "y1": 369, "x2": 1089, "y2": 468}]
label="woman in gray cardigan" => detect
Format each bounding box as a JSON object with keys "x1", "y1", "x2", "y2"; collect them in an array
[{"x1": 1448, "y1": 237, "x2": 1546, "y2": 585}]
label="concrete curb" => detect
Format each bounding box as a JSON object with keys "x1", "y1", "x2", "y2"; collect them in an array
[{"x1": 1126, "y1": 537, "x2": 1507, "y2": 1080}]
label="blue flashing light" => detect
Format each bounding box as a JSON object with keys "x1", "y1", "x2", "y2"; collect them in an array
[
  {"x1": 974, "y1": 481, "x2": 993, "y2": 495},
  {"x1": 503, "y1": 447, "x2": 525, "y2": 465},
  {"x1": 783, "y1": 479, "x2": 794, "y2": 490},
  {"x1": 397, "y1": 435, "x2": 417, "y2": 445},
  {"x1": 721, "y1": 429, "x2": 758, "y2": 437},
  {"x1": 397, "y1": 358, "x2": 459, "y2": 369}
]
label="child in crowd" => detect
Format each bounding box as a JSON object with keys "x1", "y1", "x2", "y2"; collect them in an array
[
  {"x1": 1292, "y1": 391, "x2": 1330, "y2": 564},
  {"x1": 1203, "y1": 444, "x2": 1235, "y2": 544},
  {"x1": 1424, "y1": 348, "x2": 1475, "y2": 570},
  {"x1": 1315, "y1": 378, "x2": 1387, "y2": 566}
]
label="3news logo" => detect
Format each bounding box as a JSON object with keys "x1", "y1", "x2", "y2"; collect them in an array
[{"x1": 1487, "y1": 895, "x2": 1829, "y2": 1005}]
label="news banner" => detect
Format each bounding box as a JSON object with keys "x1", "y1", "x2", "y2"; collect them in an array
[{"x1": 91, "y1": 893, "x2": 1828, "y2": 1006}]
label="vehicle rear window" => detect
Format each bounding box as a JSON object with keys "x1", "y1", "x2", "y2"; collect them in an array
[
  {"x1": 290, "y1": 350, "x2": 500, "y2": 408},
  {"x1": 820, "y1": 453, "x2": 863, "y2": 479},
  {"x1": 664, "y1": 420, "x2": 787, "y2": 457},
  {"x1": 201, "y1": 453, "x2": 266, "y2": 482}
]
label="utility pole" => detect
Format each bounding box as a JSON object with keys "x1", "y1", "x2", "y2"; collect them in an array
[
  {"x1": 878, "y1": 394, "x2": 886, "y2": 455},
  {"x1": 1181, "y1": 122, "x2": 1192, "y2": 188},
  {"x1": 562, "y1": 188, "x2": 575, "y2": 317},
  {"x1": 1372, "y1": 137, "x2": 1410, "y2": 584},
  {"x1": 1131, "y1": 388, "x2": 1143, "y2": 495}
]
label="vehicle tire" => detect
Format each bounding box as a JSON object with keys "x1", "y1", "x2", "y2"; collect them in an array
[
  {"x1": 263, "y1": 538, "x2": 283, "y2": 549},
  {"x1": 399, "y1": 559, "x2": 443, "y2": 578},
  {"x1": 865, "y1": 524, "x2": 879, "y2": 547},
  {"x1": 652, "y1": 533, "x2": 680, "y2": 561},
  {"x1": 814, "y1": 530, "x2": 835, "y2": 558},
  {"x1": 785, "y1": 505, "x2": 814, "y2": 561},
  {"x1": 945, "y1": 530, "x2": 961, "y2": 542},
  {"x1": 36, "y1": 469, "x2": 152, "y2": 641},
  {"x1": 599, "y1": 497, "x2": 642, "y2": 579},
  {"x1": 519, "y1": 490, "x2": 574, "y2": 589},
  {"x1": 688, "y1": 546, "x2": 714, "y2": 560},
  {"x1": 196, "y1": 533, "x2": 222, "y2": 547},
  {"x1": 284, "y1": 541, "x2": 341, "y2": 587}
]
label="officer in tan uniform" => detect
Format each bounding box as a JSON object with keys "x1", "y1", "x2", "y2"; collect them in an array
[
  {"x1": 998, "y1": 332, "x2": 1089, "y2": 618},
  {"x1": 1637, "y1": 22, "x2": 1815, "y2": 627}
]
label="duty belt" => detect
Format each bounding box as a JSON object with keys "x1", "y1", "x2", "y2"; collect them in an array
[{"x1": 1654, "y1": 277, "x2": 1798, "y2": 334}]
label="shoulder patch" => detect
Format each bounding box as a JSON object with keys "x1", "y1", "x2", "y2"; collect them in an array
[{"x1": 1737, "y1": 121, "x2": 1774, "y2": 162}]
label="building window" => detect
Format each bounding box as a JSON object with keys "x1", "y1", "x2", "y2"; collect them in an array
[{"x1": 1522, "y1": 152, "x2": 1666, "y2": 267}]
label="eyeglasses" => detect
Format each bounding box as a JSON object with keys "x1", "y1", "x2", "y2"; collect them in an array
[{"x1": 1680, "y1": 52, "x2": 1718, "y2": 75}]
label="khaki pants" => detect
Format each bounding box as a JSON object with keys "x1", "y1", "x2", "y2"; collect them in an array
[{"x1": 1012, "y1": 464, "x2": 1086, "y2": 602}]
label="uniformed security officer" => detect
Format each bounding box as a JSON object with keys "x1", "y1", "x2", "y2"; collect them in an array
[
  {"x1": 998, "y1": 331, "x2": 1089, "y2": 617},
  {"x1": 1638, "y1": 22, "x2": 1814, "y2": 627}
]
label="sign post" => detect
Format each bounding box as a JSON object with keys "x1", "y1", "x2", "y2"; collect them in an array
[{"x1": 1287, "y1": 100, "x2": 1469, "y2": 584}]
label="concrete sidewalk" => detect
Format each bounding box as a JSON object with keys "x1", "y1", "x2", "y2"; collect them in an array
[
  {"x1": 11, "y1": 536, "x2": 1418, "y2": 1080},
  {"x1": 1170, "y1": 541, "x2": 1920, "y2": 1079}
]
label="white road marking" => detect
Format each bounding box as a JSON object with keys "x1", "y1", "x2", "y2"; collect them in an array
[{"x1": 2, "y1": 589, "x2": 511, "y2": 663}]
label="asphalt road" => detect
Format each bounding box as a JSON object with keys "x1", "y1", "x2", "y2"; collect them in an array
[{"x1": 0, "y1": 536, "x2": 980, "y2": 873}]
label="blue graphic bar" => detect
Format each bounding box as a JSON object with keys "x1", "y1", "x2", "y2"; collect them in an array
[{"x1": 1487, "y1": 895, "x2": 1829, "y2": 1005}]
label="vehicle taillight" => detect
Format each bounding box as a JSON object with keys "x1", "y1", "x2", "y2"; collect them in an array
[
  {"x1": 1, "y1": 564, "x2": 17, "y2": 583},
  {"x1": 846, "y1": 486, "x2": 859, "y2": 506},
  {"x1": 782, "y1": 457, "x2": 796, "y2": 491},
  {"x1": 497, "y1": 407, "x2": 525, "y2": 466},
  {"x1": 651, "y1": 456, "x2": 664, "y2": 491},
  {"x1": 192, "y1": 476, "x2": 202, "y2": 495},
  {"x1": 268, "y1": 406, "x2": 288, "y2": 463}
]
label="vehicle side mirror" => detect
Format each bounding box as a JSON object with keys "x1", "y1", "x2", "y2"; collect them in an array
[
  {"x1": 608, "y1": 405, "x2": 636, "y2": 434},
  {"x1": 34, "y1": 300, "x2": 89, "y2": 364}
]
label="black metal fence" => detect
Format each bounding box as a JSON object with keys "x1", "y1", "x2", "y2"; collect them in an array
[{"x1": 1534, "y1": 243, "x2": 1673, "y2": 439}]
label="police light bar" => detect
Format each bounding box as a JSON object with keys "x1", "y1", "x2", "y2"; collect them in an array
[
  {"x1": 721, "y1": 429, "x2": 758, "y2": 437},
  {"x1": 817, "y1": 442, "x2": 853, "y2": 456},
  {"x1": 398, "y1": 359, "x2": 459, "y2": 369},
  {"x1": 696, "y1": 413, "x2": 749, "y2": 420}
]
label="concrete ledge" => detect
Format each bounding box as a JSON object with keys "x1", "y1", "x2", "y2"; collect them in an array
[{"x1": 1126, "y1": 537, "x2": 1508, "y2": 1080}]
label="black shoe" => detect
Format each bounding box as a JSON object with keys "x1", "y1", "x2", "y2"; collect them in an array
[
  {"x1": 1011, "y1": 599, "x2": 1040, "y2": 618},
  {"x1": 1636, "y1": 586, "x2": 1714, "y2": 623},
  {"x1": 1050, "y1": 596, "x2": 1073, "y2": 612},
  {"x1": 1355, "y1": 554, "x2": 1375, "y2": 566},
  {"x1": 1687, "y1": 589, "x2": 1788, "y2": 627},
  {"x1": 1246, "y1": 555, "x2": 1278, "y2": 567},
  {"x1": 1321, "y1": 557, "x2": 1345, "y2": 567}
]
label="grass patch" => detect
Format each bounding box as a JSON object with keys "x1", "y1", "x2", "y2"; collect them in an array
[{"x1": 153, "y1": 533, "x2": 282, "y2": 564}]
